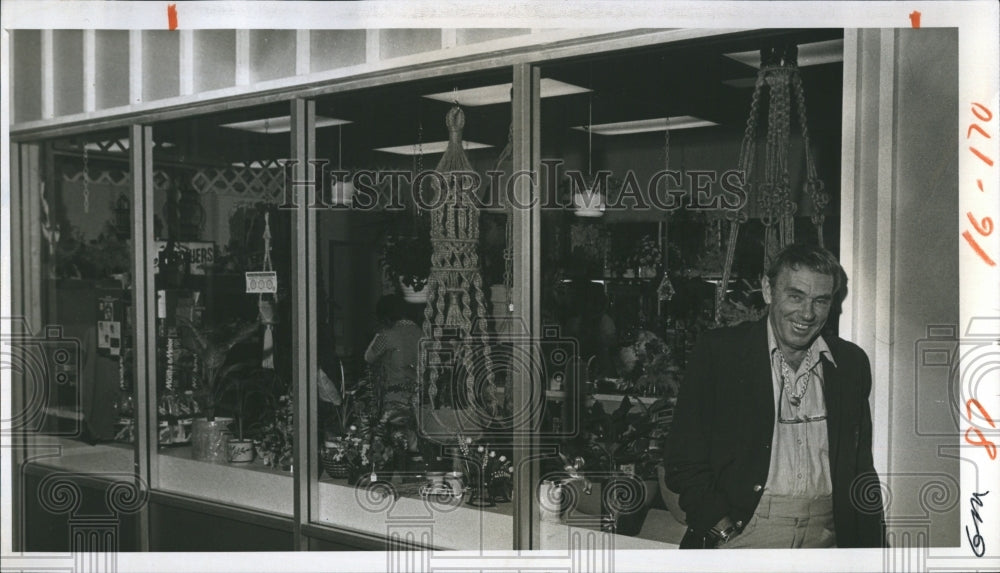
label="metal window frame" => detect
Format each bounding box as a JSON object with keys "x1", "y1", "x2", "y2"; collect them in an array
[{"x1": 8, "y1": 27, "x2": 804, "y2": 552}]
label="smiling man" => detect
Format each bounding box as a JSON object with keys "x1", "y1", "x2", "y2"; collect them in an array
[{"x1": 664, "y1": 243, "x2": 886, "y2": 549}]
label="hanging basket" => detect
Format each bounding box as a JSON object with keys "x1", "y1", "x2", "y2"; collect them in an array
[{"x1": 399, "y1": 277, "x2": 430, "y2": 303}]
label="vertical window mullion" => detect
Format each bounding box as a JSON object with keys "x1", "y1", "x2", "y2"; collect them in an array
[
  {"x1": 290, "y1": 98, "x2": 317, "y2": 549},
  {"x1": 130, "y1": 124, "x2": 156, "y2": 551},
  {"x1": 511, "y1": 62, "x2": 542, "y2": 551}
]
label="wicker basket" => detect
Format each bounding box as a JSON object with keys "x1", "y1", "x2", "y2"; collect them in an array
[{"x1": 322, "y1": 452, "x2": 352, "y2": 479}]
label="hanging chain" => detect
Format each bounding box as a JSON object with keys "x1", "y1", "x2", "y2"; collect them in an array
[
  {"x1": 664, "y1": 119, "x2": 670, "y2": 174},
  {"x1": 501, "y1": 124, "x2": 515, "y2": 312},
  {"x1": 82, "y1": 140, "x2": 91, "y2": 214},
  {"x1": 414, "y1": 120, "x2": 424, "y2": 222}
]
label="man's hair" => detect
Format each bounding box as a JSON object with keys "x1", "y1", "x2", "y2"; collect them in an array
[{"x1": 765, "y1": 243, "x2": 848, "y2": 301}]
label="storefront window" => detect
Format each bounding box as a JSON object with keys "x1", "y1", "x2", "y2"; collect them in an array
[
  {"x1": 148, "y1": 105, "x2": 294, "y2": 514},
  {"x1": 14, "y1": 130, "x2": 137, "y2": 476},
  {"x1": 533, "y1": 31, "x2": 843, "y2": 548},
  {"x1": 309, "y1": 71, "x2": 526, "y2": 548}
]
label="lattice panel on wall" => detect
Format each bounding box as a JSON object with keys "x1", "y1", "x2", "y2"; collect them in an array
[
  {"x1": 190, "y1": 160, "x2": 285, "y2": 201},
  {"x1": 61, "y1": 169, "x2": 173, "y2": 193},
  {"x1": 60, "y1": 164, "x2": 284, "y2": 202}
]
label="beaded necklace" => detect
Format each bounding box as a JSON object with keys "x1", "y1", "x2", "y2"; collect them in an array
[{"x1": 779, "y1": 349, "x2": 815, "y2": 407}]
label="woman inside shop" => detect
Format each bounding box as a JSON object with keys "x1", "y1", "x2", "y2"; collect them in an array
[{"x1": 363, "y1": 294, "x2": 424, "y2": 465}]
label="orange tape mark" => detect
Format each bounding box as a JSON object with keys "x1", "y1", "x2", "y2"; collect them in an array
[
  {"x1": 909, "y1": 11, "x2": 921, "y2": 28},
  {"x1": 168, "y1": 4, "x2": 178, "y2": 30}
]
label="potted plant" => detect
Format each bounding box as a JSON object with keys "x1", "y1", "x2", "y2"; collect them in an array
[
  {"x1": 217, "y1": 364, "x2": 274, "y2": 463},
  {"x1": 177, "y1": 316, "x2": 259, "y2": 463},
  {"x1": 258, "y1": 393, "x2": 294, "y2": 471},
  {"x1": 322, "y1": 424, "x2": 365, "y2": 483},
  {"x1": 382, "y1": 234, "x2": 432, "y2": 302},
  {"x1": 557, "y1": 392, "x2": 668, "y2": 535}
]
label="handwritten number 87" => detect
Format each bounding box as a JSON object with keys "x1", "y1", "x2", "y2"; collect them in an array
[{"x1": 965, "y1": 399, "x2": 997, "y2": 460}]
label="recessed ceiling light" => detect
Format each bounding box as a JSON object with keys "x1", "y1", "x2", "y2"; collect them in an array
[
  {"x1": 220, "y1": 115, "x2": 351, "y2": 134},
  {"x1": 374, "y1": 140, "x2": 493, "y2": 156},
  {"x1": 422, "y1": 78, "x2": 590, "y2": 107},
  {"x1": 724, "y1": 39, "x2": 844, "y2": 69},
  {"x1": 572, "y1": 116, "x2": 717, "y2": 136}
]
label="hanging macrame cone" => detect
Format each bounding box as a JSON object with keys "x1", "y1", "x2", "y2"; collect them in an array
[
  {"x1": 418, "y1": 106, "x2": 499, "y2": 433},
  {"x1": 714, "y1": 43, "x2": 826, "y2": 325}
]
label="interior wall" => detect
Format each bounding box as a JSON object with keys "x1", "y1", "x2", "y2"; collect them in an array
[
  {"x1": 888, "y1": 27, "x2": 960, "y2": 548},
  {"x1": 843, "y1": 28, "x2": 960, "y2": 548}
]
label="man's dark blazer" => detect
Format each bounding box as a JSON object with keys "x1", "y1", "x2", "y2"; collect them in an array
[{"x1": 663, "y1": 318, "x2": 886, "y2": 548}]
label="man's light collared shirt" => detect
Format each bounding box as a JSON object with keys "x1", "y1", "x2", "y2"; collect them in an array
[{"x1": 764, "y1": 319, "x2": 835, "y2": 496}]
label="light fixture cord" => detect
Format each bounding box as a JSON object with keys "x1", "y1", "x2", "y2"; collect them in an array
[{"x1": 587, "y1": 95, "x2": 593, "y2": 176}]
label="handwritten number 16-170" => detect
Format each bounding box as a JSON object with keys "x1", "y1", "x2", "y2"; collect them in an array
[{"x1": 964, "y1": 102, "x2": 996, "y2": 266}]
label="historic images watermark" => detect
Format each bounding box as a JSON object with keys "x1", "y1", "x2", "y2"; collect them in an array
[
  {"x1": 277, "y1": 159, "x2": 749, "y2": 214},
  {"x1": 1, "y1": 318, "x2": 83, "y2": 438}
]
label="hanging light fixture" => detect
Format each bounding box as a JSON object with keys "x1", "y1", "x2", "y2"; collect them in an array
[
  {"x1": 573, "y1": 92, "x2": 605, "y2": 217},
  {"x1": 331, "y1": 122, "x2": 355, "y2": 206}
]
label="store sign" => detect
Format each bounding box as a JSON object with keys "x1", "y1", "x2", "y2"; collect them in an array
[
  {"x1": 245, "y1": 271, "x2": 278, "y2": 293},
  {"x1": 153, "y1": 241, "x2": 215, "y2": 275}
]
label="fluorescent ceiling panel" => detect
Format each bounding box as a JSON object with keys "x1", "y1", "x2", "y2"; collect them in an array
[
  {"x1": 374, "y1": 140, "x2": 493, "y2": 156},
  {"x1": 572, "y1": 115, "x2": 717, "y2": 136},
  {"x1": 422, "y1": 78, "x2": 590, "y2": 107},
  {"x1": 220, "y1": 115, "x2": 351, "y2": 133},
  {"x1": 721, "y1": 78, "x2": 758, "y2": 89},
  {"x1": 724, "y1": 39, "x2": 844, "y2": 69}
]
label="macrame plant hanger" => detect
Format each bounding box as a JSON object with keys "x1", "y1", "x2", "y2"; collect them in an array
[
  {"x1": 417, "y1": 105, "x2": 499, "y2": 419},
  {"x1": 259, "y1": 211, "x2": 276, "y2": 369},
  {"x1": 714, "y1": 43, "x2": 828, "y2": 324}
]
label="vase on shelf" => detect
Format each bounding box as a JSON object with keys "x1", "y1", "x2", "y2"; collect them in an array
[
  {"x1": 226, "y1": 438, "x2": 255, "y2": 463},
  {"x1": 190, "y1": 417, "x2": 233, "y2": 463}
]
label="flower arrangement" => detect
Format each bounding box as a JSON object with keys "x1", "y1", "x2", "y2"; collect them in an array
[
  {"x1": 257, "y1": 393, "x2": 294, "y2": 470},
  {"x1": 457, "y1": 434, "x2": 514, "y2": 503},
  {"x1": 323, "y1": 408, "x2": 409, "y2": 481}
]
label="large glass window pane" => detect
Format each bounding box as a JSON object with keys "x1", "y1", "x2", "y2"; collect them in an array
[
  {"x1": 21, "y1": 129, "x2": 136, "y2": 475},
  {"x1": 534, "y1": 31, "x2": 843, "y2": 549},
  {"x1": 148, "y1": 105, "x2": 294, "y2": 514},
  {"x1": 309, "y1": 71, "x2": 522, "y2": 549}
]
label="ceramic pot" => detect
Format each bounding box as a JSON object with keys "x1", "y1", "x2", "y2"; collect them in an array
[
  {"x1": 538, "y1": 480, "x2": 565, "y2": 523},
  {"x1": 227, "y1": 438, "x2": 255, "y2": 463},
  {"x1": 190, "y1": 417, "x2": 233, "y2": 463}
]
